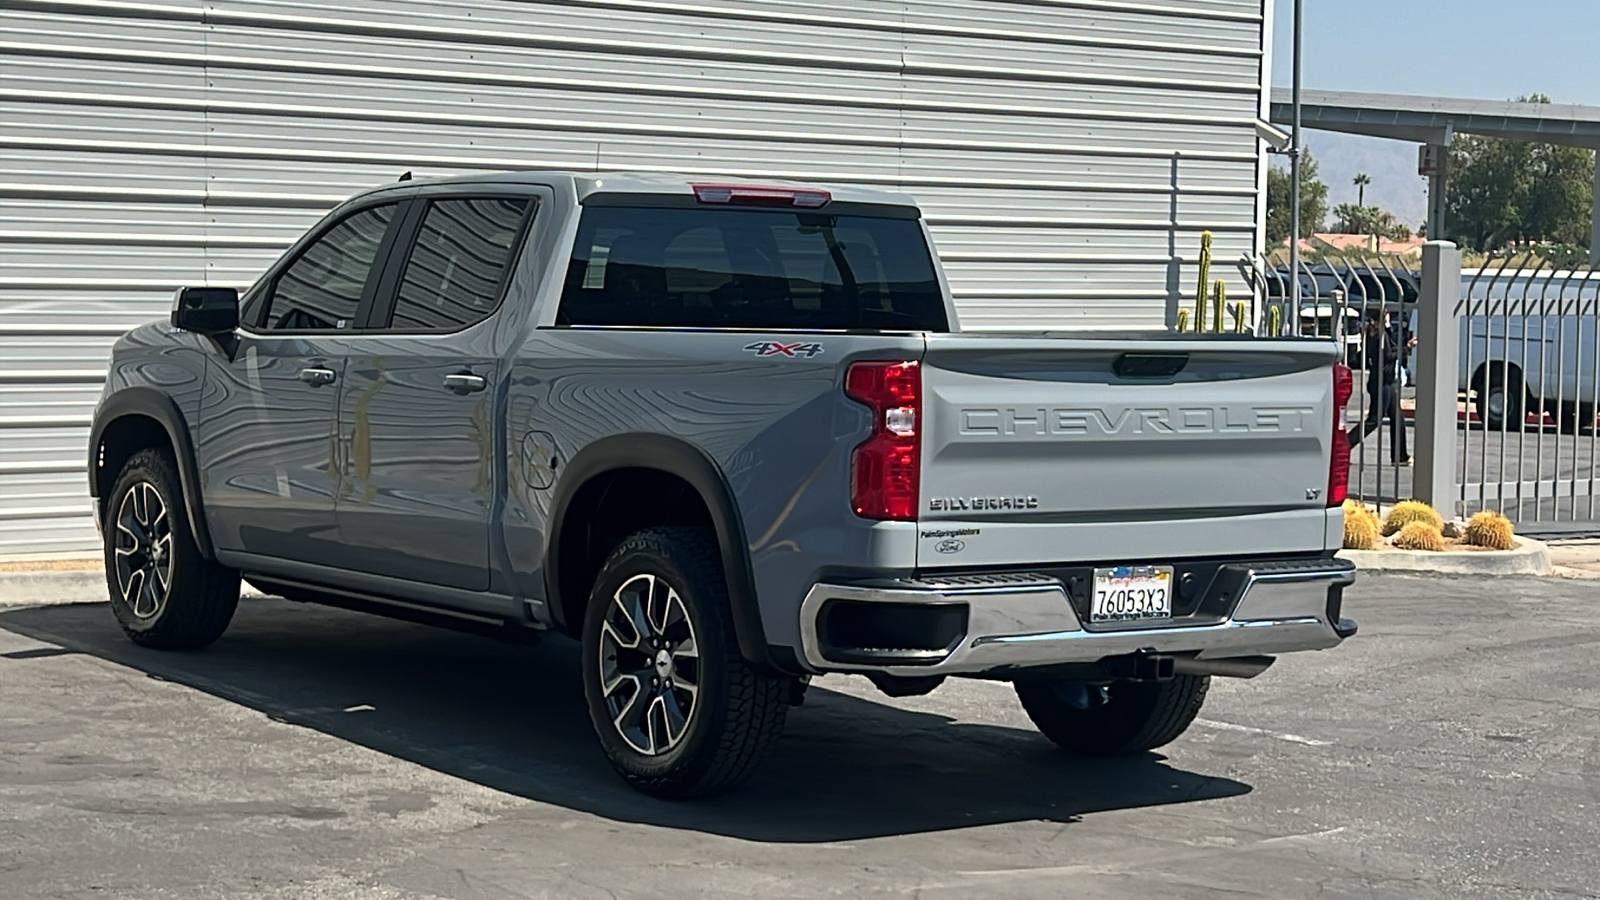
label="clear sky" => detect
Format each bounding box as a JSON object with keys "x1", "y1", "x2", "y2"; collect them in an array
[
  {"x1": 1269, "y1": 1, "x2": 1600, "y2": 228},
  {"x1": 1270, "y1": 0, "x2": 1600, "y2": 105}
]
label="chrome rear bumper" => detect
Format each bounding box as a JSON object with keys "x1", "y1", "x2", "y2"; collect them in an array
[{"x1": 798, "y1": 558, "x2": 1355, "y2": 677}]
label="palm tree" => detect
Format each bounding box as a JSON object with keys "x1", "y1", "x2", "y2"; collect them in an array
[{"x1": 1353, "y1": 172, "x2": 1371, "y2": 207}]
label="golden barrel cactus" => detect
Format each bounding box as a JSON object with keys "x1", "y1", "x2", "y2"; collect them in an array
[
  {"x1": 1383, "y1": 500, "x2": 1444, "y2": 537},
  {"x1": 1342, "y1": 500, "x2": 1381, "y2": 550},
  {"x1": 1392, "y1": 521, "x2": 1446, "y2": 551},
  {"x1": 1463, "y1": 511, "x2": 1516, "y2": 550}
]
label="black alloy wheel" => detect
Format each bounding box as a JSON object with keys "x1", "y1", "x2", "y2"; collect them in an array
[
  {"x1": 112, "y1": 479, "x2": 173, "y2": 620},
  {"x1": 596, "y1": 571, "x2": 703, "y2": 756},
  {"x1": 103, "y1": 448, "x2": 239, "y2": 649}
]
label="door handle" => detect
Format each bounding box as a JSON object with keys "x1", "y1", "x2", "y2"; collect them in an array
[
  {"x1": 298, "y1": 366, "x2": 337, "y2": 387},
  {"x1": 443, "y1": 372, "x2": 487, "y2": 395}
]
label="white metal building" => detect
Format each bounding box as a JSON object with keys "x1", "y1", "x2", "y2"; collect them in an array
[{"x1": 1, "y1": 0, "x2": 1274, "y2": 558}]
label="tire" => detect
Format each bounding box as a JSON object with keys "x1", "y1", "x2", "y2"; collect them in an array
[
  {"x1": 1014, "y1": 674, "x2": 1210, "y2": 756},
  {"x1": 1475, "y1": 370, "x2": 1524, "y2": 431},
  {"x1": 580, "y1": 527, "x2": 790, "y2": 799},
  {"x1": 103, "y1": 447, "x2": 240, "y2": 649}
]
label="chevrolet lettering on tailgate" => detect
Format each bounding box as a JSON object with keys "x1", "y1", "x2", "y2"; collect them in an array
[{"x1": 958, "y1": 406, "x2": 1318, "y2": 437}]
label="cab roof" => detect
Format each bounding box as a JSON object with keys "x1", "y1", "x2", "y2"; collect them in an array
[{"x1": 352, "y1": 171, "x2": 921, "y2": 210}]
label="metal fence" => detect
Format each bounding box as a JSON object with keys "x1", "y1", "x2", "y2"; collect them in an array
[
  {"x1": 1249, "y1": 251, "x2": 1421, "y2": 518},
  {"x1": 1457, "y1": 257, "x2": 1600, "y2": 529},
  {"x1": 1247, "y1": 246, "x2": 1600, "y2": 533}
]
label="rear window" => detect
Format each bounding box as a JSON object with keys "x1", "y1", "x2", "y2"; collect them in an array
[
  {"x1": 557, "y1": 206, "x2": 948, "y2": 331},
  {"x1": 388, "y1": 197, "x2": 530, "y2": 331}
]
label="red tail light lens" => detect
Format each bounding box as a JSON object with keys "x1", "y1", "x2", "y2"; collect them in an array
[
  {"x1": 844, "y1": 361, "x2": 921, "y2": 520},
  {"x1": 1328, "y1": 363, "x2": 1353, "y2": 507}
]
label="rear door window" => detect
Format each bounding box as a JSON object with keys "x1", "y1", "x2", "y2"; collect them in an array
[
  {"x1": 557, "y1": 206, "x2": 947, "y2": 331},
  {"x1": 383, "y1": 196, "x2": 533, "y2": 331},
  {"x1": 259, "y1": 203, "x2": 398, "y2": 331}
]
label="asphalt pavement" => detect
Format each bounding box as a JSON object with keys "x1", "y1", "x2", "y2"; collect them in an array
[{"x1": 1, "y1": 574, "x2": 1597, "y2": 899}]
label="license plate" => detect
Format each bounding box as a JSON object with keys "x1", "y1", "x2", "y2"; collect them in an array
[{"x1": 1091, "y1": 566, "x2": 1174, "y2": 623}]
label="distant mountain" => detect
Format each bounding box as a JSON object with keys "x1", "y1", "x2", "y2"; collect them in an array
[{"x1": 1278, "y1": 131, "x2": 1430, "y2": 231}]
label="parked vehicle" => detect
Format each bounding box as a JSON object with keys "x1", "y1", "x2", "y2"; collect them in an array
[
  {"x1": 1298, "y1": 304, "x2": 1364, "y2": 365},
  {"x1": 90, "y1": 173, "x2": 1358, "y2": 798},
  {"x1": 1457, "y1": 271, "x2": 1600, "y2": 431},
  {"x1": 1259, "y1": 262, "x2": 1417, "y2": 371}
]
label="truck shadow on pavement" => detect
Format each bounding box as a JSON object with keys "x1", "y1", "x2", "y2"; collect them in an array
[{"x1": 0, "y1": 597, "x2": 1250, "y2": 843}]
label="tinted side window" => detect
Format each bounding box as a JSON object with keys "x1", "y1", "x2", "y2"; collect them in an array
[
  {"x1": 558, "y1": 206, "x2": 947, "y2": 331},
  {"x1": 388, "y1": 197, "x2": 531, "y2": 331},
  {"x1": 263, "y1": 204, "x2": 397, "y2": 330}
]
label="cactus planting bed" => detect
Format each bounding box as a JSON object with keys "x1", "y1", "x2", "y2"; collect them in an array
[
  {"x1": 1338, "y1": 536, "x2": 1552, "y2": 576},
  {"x1": 1340, "y1": 502, "x2": 1550, "y2": 574}
]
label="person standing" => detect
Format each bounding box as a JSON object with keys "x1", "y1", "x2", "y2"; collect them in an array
[{"x1": 1348, "y1": 310, "x2": 1415, "y2": 464}]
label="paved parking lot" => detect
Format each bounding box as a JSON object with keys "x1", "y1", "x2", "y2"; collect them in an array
[{"x1": 2, "y1": 573, "x2": 1597, "y2": 899}]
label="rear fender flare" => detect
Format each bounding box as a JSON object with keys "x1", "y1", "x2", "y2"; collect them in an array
[{"x1": 543, "y1": 433, "x2": 773, "y2": 670}]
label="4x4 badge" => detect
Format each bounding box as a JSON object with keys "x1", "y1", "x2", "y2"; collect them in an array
[{"x1": 744, "y1": 341, "x2": 824, "y2": 358}]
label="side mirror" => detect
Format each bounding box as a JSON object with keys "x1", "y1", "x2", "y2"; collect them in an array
[{"x1": 171, "y1": 287, "x2": 239, "y2": 335}]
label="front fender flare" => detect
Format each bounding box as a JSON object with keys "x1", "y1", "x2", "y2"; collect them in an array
[{"x1": 89, "y1": 387, "x2": 216, "y2": 560}]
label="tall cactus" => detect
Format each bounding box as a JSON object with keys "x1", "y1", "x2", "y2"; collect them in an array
[
  {"x1": 1268, "y1": 305, "x2": 1282, "y2": 337},
  {"x1": 1194, "y1": 231, "x2": 1213, "y2": 333},
  {"x1": 1231, "y1": 301, "x2": 1247, "y2": 333},
  {"x1": 1211, "y1": 280, "x2": 1225, "y2": 333}
]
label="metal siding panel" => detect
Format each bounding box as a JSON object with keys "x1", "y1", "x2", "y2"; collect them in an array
[{"x1": 0, "y1": 0, "x2": 1266, "y2": 556}]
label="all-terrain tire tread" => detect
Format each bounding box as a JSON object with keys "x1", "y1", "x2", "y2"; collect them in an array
[
  {"x1": 592, "y1": 527, "x2": 788, "y2": 798},
  {"x1": 106, "y1": 447, "x2": 240, "y2": 650},
  {"x1": 1122, "y1": 674, "x2": 1210, "y2": 751},
  {"x1": 1016, "y1": 674, "x2": 1210, "y2": 756}
]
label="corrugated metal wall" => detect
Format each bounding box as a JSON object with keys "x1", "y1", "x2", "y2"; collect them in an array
[{"x1": 0, "y1": 0, "x2": 1270, "y2": 557}]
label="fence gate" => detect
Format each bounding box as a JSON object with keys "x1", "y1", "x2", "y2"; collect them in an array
[
  {"x1": 1251, "y1": 250, "x2": 1422, "y2": 520},
  {"x1": 1457, "y1": 257, "x2": 1600, "y2": 532},
  {"x1": 1251, "y1": 247, "x2": 1600, "y2": 534}
]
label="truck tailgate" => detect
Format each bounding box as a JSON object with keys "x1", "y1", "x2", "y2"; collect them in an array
[{"x1": 917, "y1": 335, "x2": 1340, "y2": 567}]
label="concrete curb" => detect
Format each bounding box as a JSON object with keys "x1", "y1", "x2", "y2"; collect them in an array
[
  {"x1": 0, "y1": 568, "x2": 107, "y2": 607},
  {"x1": 0, "y1": 566, "x2": 275, "y2": 608},
  {"x1": 1338, "y1": 537, "x2": 1552, "y2": 577},
  {"x1": 0, "y1": 536, "x2": 1568, "y2": 607}
]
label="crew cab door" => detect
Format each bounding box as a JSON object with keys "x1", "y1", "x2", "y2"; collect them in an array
[
  {"x1": 334, "y1": 193, "x2": 537, "y2": 592},
  {"x1": 199, "y1": 201, "x2": 404, "y2": 565}
]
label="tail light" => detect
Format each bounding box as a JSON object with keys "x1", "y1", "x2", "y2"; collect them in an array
[
  {"x1": 844, "y1": 361, "x2": 921, "y2": 520},
  {"x1": 691, "y1": 183, "x2": 831, "y2": 208},
  {"x1": 1328, "y1": 363, "x2": 1354, "y2": 507}
]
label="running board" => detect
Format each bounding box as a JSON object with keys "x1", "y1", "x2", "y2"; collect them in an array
[{"x1": 245, "y1": 575, "x2": 542, "y2": 644}]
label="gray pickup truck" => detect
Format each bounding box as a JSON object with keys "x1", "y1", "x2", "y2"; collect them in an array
[{"x1": 90, "y1": 172, "x2": 1358, "y2": 797}]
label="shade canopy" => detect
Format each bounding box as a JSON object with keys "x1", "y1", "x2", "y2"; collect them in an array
[{"x1": 1270, "y1": 88, "x2": 1600, "y2": 150}]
